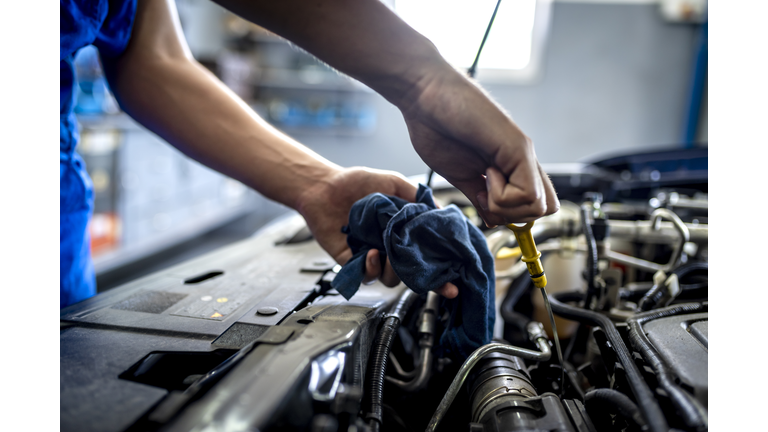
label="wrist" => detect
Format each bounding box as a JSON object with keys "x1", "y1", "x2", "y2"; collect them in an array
[
  {"x1": 394, "y1": 57, "x2": 469, "y2": 118},
  {"x1": 293, "y1": 164, "x2": 344, "y2": 215}
]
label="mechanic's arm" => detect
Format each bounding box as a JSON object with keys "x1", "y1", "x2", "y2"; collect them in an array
[
  {"x1": 103, "y1": 0, "x2": 338, "y2": 213},
  {"x1": 212, "y1": 0, "x2": 560, "y2": 226},
  {"x1": 102, "y1": 0, "x2": 458, "y2": 297}
]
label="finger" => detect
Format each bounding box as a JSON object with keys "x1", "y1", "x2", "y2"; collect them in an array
[
  {"x1": 538, "y1": 162, "x2": 560, "y2": 216},
  {"x1": 379, "y1": 257, "x2": 401, "y2": 287},
  {"x1": 449, "y1": 175, "x2": 503, "y2": 228},
  {"x1": 363, "y1": 249, "x2": 381, "y2": 284},
  {"x1": 486, "y1": 166, "x2": 547, "y2": 223},
  {"x1": 389, "y1": 173, "x2": 419, "y2": 203},
  {"x1": 435, "y1": 282, "x2": 459, "y2": 299},
  {"x1": 336, "y1": 248, "x2": 353, "y2": 266}
]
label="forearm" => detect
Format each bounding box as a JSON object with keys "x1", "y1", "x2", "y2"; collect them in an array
[
  {"x1": 103, "y1": 1, "x2": 340, "y2": 211},
  {"x1": 212, "y1": 0, "x2": 449, "y2": 109}
]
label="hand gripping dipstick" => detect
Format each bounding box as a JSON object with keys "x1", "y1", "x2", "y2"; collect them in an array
[{"x1": 505, "y1": 221, "x2": 566, "y2": 396}]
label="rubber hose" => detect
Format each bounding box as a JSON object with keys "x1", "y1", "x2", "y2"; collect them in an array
[
  {"x1": 364, "y1": 290, "x2": 417, "y2": 431},
  {"x1": 548, "y1": 291, "x2": 669, "y2": 432},
  {"x1": 500, "y1": 271, "x2": 533, "y2": 326},
  {"x1": 584, "y1": 388, "x2": 647, "y2": 430},
  {"x1": 581, "y1": 205, "x2": 599, "y2": 309},
  {"x1": 627, "y1": 303, "x2": 708, "y2": 430}
]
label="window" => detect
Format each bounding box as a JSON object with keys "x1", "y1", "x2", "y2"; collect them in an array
[{"x1": 393, "y1": 0, "x2": 552, "y2": 83}]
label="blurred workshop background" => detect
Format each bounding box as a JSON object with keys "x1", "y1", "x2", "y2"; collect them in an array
[{"x1": 74, "y1": 0, "x2": 707, "y2": 291}]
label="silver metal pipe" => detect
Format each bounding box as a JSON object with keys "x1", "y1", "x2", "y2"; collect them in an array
[
  {"x1": 607, "y1": 220, "x2": 706, "y2": 243},
  {"x1": 426, "y1": 325, "x2": 551, "y2": 432},
  {"x1": 386, "y1": 348, "x2": 433, "y2": 391},
  {"x1": 650, "y1": 208, "x2": 690, "y2": 270},
  {"x1": 671, "y1": 196, "x2": 708, "y2": 211},
  {"x1": 387, "y1": 352, "x2": 418, "y2": 379},
  {"x1": 385, "y1": 292, "x2": 439, "y2": 391},
  {"x1": 606, "y1": 250, "x2": 664, "y2": 273}
]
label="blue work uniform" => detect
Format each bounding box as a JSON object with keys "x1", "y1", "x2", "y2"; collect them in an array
[{"x1": 60, "y1": 0, "x2": 136, "y2": 308}]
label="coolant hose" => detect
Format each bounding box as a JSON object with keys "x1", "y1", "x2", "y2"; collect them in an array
[
  {"x1": 548, "y1": 292, "x2": 668, "y2": 432},
  {"x1": 584, "y1": 388, "x2": 647, "y2": 430},
  {"x1": 364, "y1": 289, "x2": 417, "y2": 432},
  {"x1": 627, "y1": 302, "x2": 708, "y2": 430}
]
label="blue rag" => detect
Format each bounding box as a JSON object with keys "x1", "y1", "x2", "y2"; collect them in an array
[{"x1": 331, "y1": 184, "x2": 495, "y2": 359}]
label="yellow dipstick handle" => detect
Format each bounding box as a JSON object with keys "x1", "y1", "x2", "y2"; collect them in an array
[{"x1": 505, "y1": 221, "x2": 547, "y2": 288}]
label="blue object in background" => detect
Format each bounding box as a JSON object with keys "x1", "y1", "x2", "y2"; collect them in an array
[
  {"x1": 60, "y1": 0, "x2": 137, "y2": 308},
  {"x1": 682, "y1": 20, "x2": 707, "y2": 147},
  {"x1": 332, "y1": 185, "x2": 496, "y2": 360},
  {"x1": 268, "y1": 98, "x2": 376, "y2": 131},
  {"x1": 73, "y1": 46, "x2": 117, "y2": 115}
]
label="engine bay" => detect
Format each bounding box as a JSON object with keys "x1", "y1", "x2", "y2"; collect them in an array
[{"x1": 60, "y1": 147, "x2": 708, "y2": 432}]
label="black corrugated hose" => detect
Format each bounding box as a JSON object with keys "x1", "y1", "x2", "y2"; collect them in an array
[
  {"x1": 364, "y1": 290, "x2": 417, "y2": 432},
  {"x1": 548, "y1": 291, "x2": 669, "y2": 432},
  {"x1": 627, "y1": 302, "x2": 708, "y2": 431},
  {"x1": 584, "y1": 388, "x2": 647, "y2": 430}
]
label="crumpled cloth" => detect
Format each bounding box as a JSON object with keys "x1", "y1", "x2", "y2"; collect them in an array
[{"x1": 331, "y1": 184, "x2": 495, "y2": 359}]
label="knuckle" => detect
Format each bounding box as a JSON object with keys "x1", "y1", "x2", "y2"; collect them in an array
[
  {"x1": 519, "y1": 189, "x2": 540, "y2": 205},
  {"x1": 530, "y1": 200, "x2": 548, "y2": 217},
  {"x1": 547, "y1": 199, "x2": 561, "y2": 215}
]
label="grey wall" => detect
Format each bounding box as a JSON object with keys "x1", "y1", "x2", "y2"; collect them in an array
[
  {"x1": 295, "y1": 1, "x2": 698, "y2": 174},
  {"x1": 484, "y1": 2, "x2": 698, "y2": 163}
]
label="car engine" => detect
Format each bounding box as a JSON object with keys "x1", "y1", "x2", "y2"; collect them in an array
[{"x1": 60, "y1": 147, "x2": 708, "y2": 432}]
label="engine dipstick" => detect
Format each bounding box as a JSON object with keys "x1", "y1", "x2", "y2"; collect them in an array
[
  {"x1": 505, "y1": 221, "x2": 547, "y2": 288},
  {"x1": 505, "y1": 220, "x2": 565, "y2": 396}
]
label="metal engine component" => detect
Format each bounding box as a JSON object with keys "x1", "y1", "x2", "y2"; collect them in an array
[
  {"x1": 468, "y1": 353, "x2": 537, "y2": 423},
  {"x1": 466, "y1": 352, "x2": 596, "y2": 432},
  {"x1": 60, "y1": 148, "x2": 709, "y2": 432},
  {"x1": 427, "y1": 323, "x2": 552, "y2": 432}
]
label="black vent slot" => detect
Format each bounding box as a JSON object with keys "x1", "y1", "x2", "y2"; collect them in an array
[
  {"x1": 184, "y1": 271, "x2": 224, "y2": 284},
  {"x1": 119, "y1": 350, "x2": 237, "y2": 391}
]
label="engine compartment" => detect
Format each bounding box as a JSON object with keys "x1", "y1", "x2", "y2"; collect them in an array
[{"x1": 60, "y1": 147, "x2": 708, "y2": 432}]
